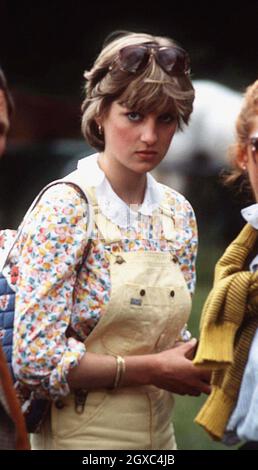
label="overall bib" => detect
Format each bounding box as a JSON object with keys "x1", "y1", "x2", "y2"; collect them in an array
[{"x1": 32, "y1": 187, "x2": 192, "y2": 450}]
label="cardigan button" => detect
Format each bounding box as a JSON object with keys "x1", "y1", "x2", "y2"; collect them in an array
[
  {"x1": 170, "y1": 290, "x2": 175, "y2": 297},
  {"x1": 172, "y1": 255, "x2": 178, "y2": 263},
  {"x1": 140, "y1": 289, "x2": 146, "y2": 296},
  {"x1": 115, "y1": 255, "x2": 125, "y2": 264}
]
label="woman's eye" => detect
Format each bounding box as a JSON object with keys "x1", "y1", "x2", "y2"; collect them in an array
[
  {"x1": 159, "y1": 113, "x2": 176, "y2": 124},
  {"x1": 126, "y1": 112, "x2": 142, "y2": 122}
]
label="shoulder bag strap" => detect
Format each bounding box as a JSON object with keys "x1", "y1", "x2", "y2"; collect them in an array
[{"x1": 2, "y1": 172, "x2": 93, "y2": 269}]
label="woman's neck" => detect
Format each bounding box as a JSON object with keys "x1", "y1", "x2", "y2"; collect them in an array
[{"x1": 98, "y1": 153, "x2": 147, "y2": 206}]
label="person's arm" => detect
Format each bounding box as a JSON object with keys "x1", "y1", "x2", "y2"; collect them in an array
[
  {"x1": 67, "y1": 339, "x2": 211, "y2": 396},
  {"x1": 173, "y1": 193, "x2": 198, "y2": 296},
  {"x1": 12, "y1": 184, "x2": 89, "y2": 400}
]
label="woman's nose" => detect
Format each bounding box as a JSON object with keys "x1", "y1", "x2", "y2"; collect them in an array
[{"x1": 140, "y1": 120, "x2": 158, "y2": 145}]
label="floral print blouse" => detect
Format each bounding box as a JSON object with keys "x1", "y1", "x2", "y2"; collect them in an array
[{"x1": 2, "y1": 154, "x2": 198, "y2": 400}]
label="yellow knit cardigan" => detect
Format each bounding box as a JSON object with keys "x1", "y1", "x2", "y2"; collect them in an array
[{"x1": 193, "y1": 223, "x2": 258, "y2": 440}]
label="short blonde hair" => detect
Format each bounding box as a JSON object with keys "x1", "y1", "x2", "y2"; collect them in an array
[
  {"x1": 224, "y1": 79, "x2": 258, "y2": 186},
  {"x1": 81, "y1": 31, "x2": 195, "y2": 151}
]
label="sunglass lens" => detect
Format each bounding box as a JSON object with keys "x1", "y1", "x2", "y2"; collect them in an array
[
  {"x1": 173, "y1": 51, "x2": 189, "y2": 74},
  {"x1": 251, "y1": 138, "x2": 258, "y2": 161},
  {"x1": 156, "y1": 48, "x2": 176, "y2": 72},
  {"x1": 252, "y1": 139, "x2": 258, "y2": 152},
  {"x1": 157, "y1": 48, "x2": 189, "y2": 75},
  {"x1": 119, "y1": 46, "x2": 149, "y2": 73}
]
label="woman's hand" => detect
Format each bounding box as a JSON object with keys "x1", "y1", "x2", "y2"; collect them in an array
[{"x1": 151, "y1": 339, "x2": 211, "y2": 396}]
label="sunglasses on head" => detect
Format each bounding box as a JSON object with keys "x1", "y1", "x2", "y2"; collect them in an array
[
  {"x1": 109, "y1": 42, "x2": 190, "y2": 76},
  {"x1": 248, "y1": 136, "x2": 258, "y2": 163}
]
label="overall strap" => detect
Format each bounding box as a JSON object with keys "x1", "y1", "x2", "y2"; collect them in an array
[
  {"x1": 93, "y1": 211, "x2": 122, "y2": 244},
  {"x1": 158, "y1": 200, "x2": 176, "y2": 242},
  {"x1": 64, "y1": 170, "x2": 122, "y2": 244}
]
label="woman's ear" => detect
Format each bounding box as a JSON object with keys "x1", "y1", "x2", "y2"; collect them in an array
[
  {"x1": 95, "y1": 116, "x2": 101, "y2": 126},
  {"x1": 95, "y1": 118, "x2": 104, "y2": 137}
]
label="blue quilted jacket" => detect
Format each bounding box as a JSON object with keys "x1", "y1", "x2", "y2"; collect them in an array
[{"x1": 0, "y1": 272, "x2": 15, "y2": 378}]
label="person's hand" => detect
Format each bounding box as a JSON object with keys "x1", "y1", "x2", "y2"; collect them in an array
[
  {"x1": 151, "y1": 339, "x2": 211, "y2": 396},
  {"x1": 172, "y1": 338, "x2": 197, "y2": 359}
]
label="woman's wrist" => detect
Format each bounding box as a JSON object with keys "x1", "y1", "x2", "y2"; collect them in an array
[{"x1": 121, "y1": 353, "x2": 158, "y2": 388}]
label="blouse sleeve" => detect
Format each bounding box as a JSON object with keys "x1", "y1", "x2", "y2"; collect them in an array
[
  {"x1": 12, "y1": 184, "x2": 89, "y2": 400},
  {"x1": 174, "y1": 195, "x2": 198, "y2": 295}
]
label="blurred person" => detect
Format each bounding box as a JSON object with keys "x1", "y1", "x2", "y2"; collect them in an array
[
  {"x1": 193, "y1": 79, "x2": 258, "y2": 447},
  {"x1": 0, "y1": 66, "x2": 29, "y2": 449},
  {"x1": 6, "y1": 31, "x2": 210, "y2": 450},
  {"x1": 0, "y1": 66, "x2": 14, "y2": 226},
  {"x1": 0, "y1": 66, "x2": 14, "y2": 158}
]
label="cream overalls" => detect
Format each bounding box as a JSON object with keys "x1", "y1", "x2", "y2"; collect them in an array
[{"x1": 32, "y1": 185, "x2": 192, "y2": 450}]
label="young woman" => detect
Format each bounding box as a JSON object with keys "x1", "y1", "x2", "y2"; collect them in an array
[
  {"x1": 7, "y1": 31, "x2": 210, "y2": 450},
  {"x1": 193, "y1": 80, "x2": 258, "y2": 445},
  {"x1": 224, "y1": 79, "x2": 258, "y2": 448}
]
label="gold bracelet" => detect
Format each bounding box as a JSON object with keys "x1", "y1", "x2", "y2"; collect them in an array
[{"x1": 113, "y1": 355, "x2": 125, "y2": 389}]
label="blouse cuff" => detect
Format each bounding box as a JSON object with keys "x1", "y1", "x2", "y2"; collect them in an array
[{"x1": 47, "y1": 338, "x2": 86, "y2": 400}]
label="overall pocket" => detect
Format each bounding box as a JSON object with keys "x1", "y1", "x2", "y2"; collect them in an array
[
  {"x1": 51, "y1": 390, "x2": 109, "y2": 439},
  {"x1": 101, "y1": 283, "x2": 176, "y2": 355}
]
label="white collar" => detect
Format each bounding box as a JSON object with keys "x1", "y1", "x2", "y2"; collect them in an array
[
  {"x1": 241, "y1": 203, "x2": 258, "y2": 230},
  {"x1": 77, "y1": 153, "x2": 164, "y2": 228}
]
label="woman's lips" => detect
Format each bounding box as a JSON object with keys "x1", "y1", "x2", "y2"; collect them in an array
[{"x1": 135, "y1": 150, "x2": 158, "y2": 159}]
